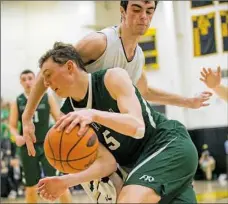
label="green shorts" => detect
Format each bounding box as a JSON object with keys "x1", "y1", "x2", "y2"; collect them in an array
[
  {"x1": 20, "y1": 143, "x2": 57, "y2": 187},
  {"x1": 124, "y1": 121, "x2": 198, "y2": 203}
]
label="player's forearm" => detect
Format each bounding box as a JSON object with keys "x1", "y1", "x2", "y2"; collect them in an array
[
  {"x1": 143, "y1": 87, "x2": 190, "y2": 108},
  {"x1": 92, "y1": 110, "x2": 145, "y2": 138},
  {"x1": 22, "y1": 72, "x2": 47, "y2": 120},
  {"x1": 61, "y1": 147, "x2": 117, "y2": 188},
  {"x1": 213, "y1": 84, "x2": 228, "y2": 102}
]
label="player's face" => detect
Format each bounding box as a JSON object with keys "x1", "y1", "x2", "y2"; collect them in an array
[
  {"x1": 41, "y1": 58, "x2": 74, "y2": 98},
  {"x1": 20, "y1": 73, "x2": 35, "y2": 92},
  {"x1": 122, "y1": 1, "x2": 155, "y2": 35}
]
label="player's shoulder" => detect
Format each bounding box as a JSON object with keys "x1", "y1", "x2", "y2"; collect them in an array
[
  {"x1": 99, "y1": 26, "x2": 119, "y2": 38},
  {"x1": 101, "y1": 26, "x2": 123, "y2": 48},
  {"x1": 76, "y1": 32, "x2": 106, "y2": 53},
  {"x1": 105, "y1": 68, "x2": 129, "y2": 82},
  {"x1": 74, "y1": 31, "x2": 107, "y2": 63},
  {"x1": 81, "y1": 31, "x2": 106, "y2": 44},
  {"x1": 75, "y1": 26, "x2": 119, "y2": 54},
  {"x1": 104, "y1": 68, "x2": 131, "y2": 93}
]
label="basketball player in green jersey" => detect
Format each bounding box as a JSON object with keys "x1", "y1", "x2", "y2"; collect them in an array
[
  {"x1": 9, "y1": 70, "x2": 72, "y2": 203},
  {"x1": 22, "y1": 1, "x2": 211, "y2": 157},
  {"x1": 37, "y1": 42, "x2": 198, "y2": 203}
]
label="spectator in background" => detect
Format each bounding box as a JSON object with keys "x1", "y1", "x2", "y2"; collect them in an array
[
  {"x1": 199, "y1": 144, "x2": 216, "y2": 181},
  {"x1": 217, "y1": 140, "x2": 228, "y2": 185},
  {"x1": 1, "y1": 98, "x2": 23, "y2": 199},
  {"x1": 1, "y1": 97, "x2": 10, "y2": 120},
  {"x1": 200, "y1": 66, "x2": 228, "y2": 102}
]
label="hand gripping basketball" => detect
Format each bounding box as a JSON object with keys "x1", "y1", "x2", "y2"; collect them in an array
[{"x1": 44, "y1": 125, "x2": 99, "y2": 173}]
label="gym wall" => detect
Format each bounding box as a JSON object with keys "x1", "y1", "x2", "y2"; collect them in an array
[{"x1": 1, "y1": 1, "x2": 96, "y2": 101}]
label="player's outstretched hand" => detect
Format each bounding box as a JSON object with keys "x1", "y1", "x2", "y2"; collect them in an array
[
  {"x1": 187, "y1": 91, "x2": 212, "y2": 109},
  {"x1": 38, "y1": 176, "x2": 67, "y2": 201},
  {"x1": 55, "y1": 109, "x2": 95, "y2": 136},
  {"x1": 22, "y1": 119, "x2": 36, "y2": 156},
  {"x1": 200, "y1": 66, "x2": 221, "y2": 89}
]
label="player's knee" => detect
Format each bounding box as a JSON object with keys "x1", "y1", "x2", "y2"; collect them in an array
[{"x1": 117, "y1": 185, "x2": 161, "y2": 203}]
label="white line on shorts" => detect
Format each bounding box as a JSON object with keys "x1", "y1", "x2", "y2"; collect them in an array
[{"x1": 126, "y1": 137, "x2": 177, "y2": 181}]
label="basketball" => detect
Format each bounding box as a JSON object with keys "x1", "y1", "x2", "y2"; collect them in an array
[{"x1": 44, "y1": 125, "x2": 99, "y2": 174}]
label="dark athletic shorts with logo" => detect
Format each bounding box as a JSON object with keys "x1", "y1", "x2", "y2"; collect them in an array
[{"x1": 124, "y1": 121, "x2": 198, "y2": 203}]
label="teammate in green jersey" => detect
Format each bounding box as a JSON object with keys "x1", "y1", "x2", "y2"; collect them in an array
[{"x1": 9, "y1": 69, "x2": 71, "y2": 203}]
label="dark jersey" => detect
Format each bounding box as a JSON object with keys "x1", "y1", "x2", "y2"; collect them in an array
[
  {"x1": 17, "y1": 93, "x2": 50, "y2": 143},
  {"x1": 61, "y1": 70, "x2": 168, "y2": 168}
]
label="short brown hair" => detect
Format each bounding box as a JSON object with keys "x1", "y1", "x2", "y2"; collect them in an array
[
  {"x1": 20, "y1": 69, "x2": 35, "y2": 77},
  {"x1": 120, "y1": 1, "x2": 159, "y2": 11},
  {"x1": 39, "y1": 42, "x2": 86, "y2": 71}
]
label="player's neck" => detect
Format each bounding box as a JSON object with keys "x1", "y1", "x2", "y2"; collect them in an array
[
  {"x1": 120, "y1": 24, "x2": 140, "y2": 57},
  {"x1": 71, "y1": 72, "x2": 89, "y2": 102}
]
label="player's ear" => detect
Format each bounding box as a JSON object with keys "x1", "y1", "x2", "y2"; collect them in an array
[
  {"x1": 66, "y1": 60, "x2": 74, "y2": 74},
  {"x1": 120, "y1": 7, "x2": 126, "y2": 21}
]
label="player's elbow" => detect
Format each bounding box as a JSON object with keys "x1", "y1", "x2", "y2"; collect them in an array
[{"x1": 132, "y1": 121, "x2": 145, "y2": 139}]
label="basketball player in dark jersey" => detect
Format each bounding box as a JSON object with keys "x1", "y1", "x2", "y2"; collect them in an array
[
  {"x1": 22, "y1": 1, "x2": 211, "y2": 157},
  {"x1": 9, "y1": 70, "x2": 72, "y2": 203},
  {"x1": 37, "y1": 42, "x2": 198, "y2": 203}
]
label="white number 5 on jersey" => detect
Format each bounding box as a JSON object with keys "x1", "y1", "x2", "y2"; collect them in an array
[{"x1": 103, "y1": 130, "x2": 120, "y2": 150}]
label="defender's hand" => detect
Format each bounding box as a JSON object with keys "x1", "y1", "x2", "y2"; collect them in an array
[
  {"x1": 22, "y1": 119, "x2": 36, "y2": 156},
  {"x1": 200, "y1": 66, "x2": 221, "y2": 89}
]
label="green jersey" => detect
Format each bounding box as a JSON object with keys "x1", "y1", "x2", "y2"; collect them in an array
[
  {"x1": 17, "y1": 93, "x2": 50, "y2": 143},
  {"x1": 61, "y1": 70, "x2": 168, "y2": 168}
]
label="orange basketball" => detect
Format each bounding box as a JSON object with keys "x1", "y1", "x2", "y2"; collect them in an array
[{"x1": 44, "y1": 125, "x2": 99, "y2": 174}]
